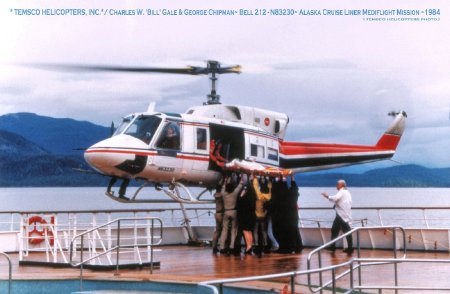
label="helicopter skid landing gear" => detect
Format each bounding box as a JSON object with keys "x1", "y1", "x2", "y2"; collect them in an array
[
  {"x1": 159, "y1": 181, "x2": 212, "y2": 204},
  {"x1": 104, "y1": 180, "x2": 213, "y2": 243},
  {"x1": 105, "y1": 191, "x2": 130, "y2": 202}
]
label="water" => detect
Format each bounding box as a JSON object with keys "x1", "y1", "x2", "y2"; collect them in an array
[
  {"x1": 299, "y1": 187, "x2": 450, "y2": 228},
  {"x1": 0, "y1": 279, "x2": 271, "y2": 294},
  {"x1": 2, "y1": 187, "x2": 449, "y2": 211},
  {"x1": 1, "y1": 187, "x2": 450, "y2": 228},
  {"x1": 0, "y1": 279, "x2": 203, "y2": 294}
]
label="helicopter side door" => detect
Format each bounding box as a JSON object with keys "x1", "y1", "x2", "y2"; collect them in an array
[
  {"x1": 192, "y1": 126, "x2": 209, "y2": 170},
  {"x1": 177, "y1": 122, "x2": 210, "y2": 171},
  {"x1": 178, "y1": 122, "x2": 216, "y2": 184},
  {"x1": 209, "y1": 124, "x2": 245, "y2": 170},
  {"x1": 152, "y1": 121, "x2": 183, "y2": 176}
]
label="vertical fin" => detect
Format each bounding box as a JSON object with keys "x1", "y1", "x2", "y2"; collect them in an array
[{"x1": 376, "y1": 111, "x2": 407, "y2": 150}]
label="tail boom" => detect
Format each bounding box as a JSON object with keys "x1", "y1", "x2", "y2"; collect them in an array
[{"x1": 279, "y1": 111, "x2": 407, "y2": 173}]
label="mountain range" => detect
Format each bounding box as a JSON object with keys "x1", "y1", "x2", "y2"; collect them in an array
[
  {"x1": 0, "y1": 112, "x2": 449, "y2": 187},
  {"x1": 0, "y1": 112, "x2": 110, "y2": 155},
  {"x1": 298, "y1": 165, "x2": 450, "y2": 187},
  {"x1": 0, "y1": 113, "x2": 108, "y2": 186}
]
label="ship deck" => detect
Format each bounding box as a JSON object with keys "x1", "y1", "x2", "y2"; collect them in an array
[{"x1": 2, "y1": 245, "x2": 450, "y2": 293}]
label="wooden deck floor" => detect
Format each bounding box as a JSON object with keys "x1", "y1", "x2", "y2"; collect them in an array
[{"x1": 2, "y1": 246, "x2": 450, "y2": 293}]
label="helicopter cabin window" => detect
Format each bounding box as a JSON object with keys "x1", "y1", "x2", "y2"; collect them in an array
[
  {"x1": 156, "y1": 122, "x2": 181, "y2": 150},
  {"x1": 124, "y1": 115, "x2": 161, "y2": 144},
  {"x1": 113, "y1": 115, "x2": 134, "y2": 136},
  {"x1": 196, "y1": 128, "x2": 207, "y2": 150},
  {"x1": 250, "y1": 144, "x2": 265, "y2": 158},
  {"x1": 268, "y1": 147, "x2": 278, "y2": 161}
]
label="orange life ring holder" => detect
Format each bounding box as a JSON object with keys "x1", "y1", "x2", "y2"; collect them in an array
[{"x1": 28, "y1": 215, "x2": 54, "y2": 245}]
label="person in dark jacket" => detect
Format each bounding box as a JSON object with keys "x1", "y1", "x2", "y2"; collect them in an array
[
  {"x1": 272, "y1": 177, "x2": 289, "y2": 252},
  {"x1": 272, "y1": 175, "x2": 303, "y2": 253},
  {"x1": 236, "y1": 175, "x2": 256, "y2": 254},
  {"x1": 287, "y1": 174, "x2": 303, "y2": 253}
]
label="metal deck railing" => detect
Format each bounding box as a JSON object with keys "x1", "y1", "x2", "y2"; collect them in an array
[
  {"x1": 307, "y1": 225, "x2": 406, "y2": 293},
  {"x1": 3, "y1": 206, "x2": 450, "y2": 264},
  {"x1": 5, "y1": 206, "x2": 450, "y2": 232},
  {"x1": 69, "y1": 217, "x2": 163, "y2": 291},
  {"x1": 198, "y1": 256, "x2": 450, "y2": 294},
  {"x1": 198, "y1": 225, "x2": 450, "y2": 294}
]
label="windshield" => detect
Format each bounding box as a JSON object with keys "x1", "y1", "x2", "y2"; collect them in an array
[
  {"x1": 113, "y1": 115, "x2": 134, "y2": 136},
  {"x1": 124, "y1": 115, "x2": 162, "y2": 144}
]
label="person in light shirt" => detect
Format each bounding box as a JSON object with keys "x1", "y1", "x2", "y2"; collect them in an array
[{"x1": 321, "y1": 179, "x2": 353, "y2": 254}]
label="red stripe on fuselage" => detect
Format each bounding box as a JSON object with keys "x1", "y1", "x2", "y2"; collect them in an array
[
  {"x1": 279, "y1": 141, "x2": 389, "y2": 156},
  {"x1": 85, "y1": 149, "x2": 157, "y2": 156},
  {"x1": 85, "y1": 149, "x2": 210, "y2": 162},
  {"x1": 176, "y1": 154, "x2": 210, "y2": 161}
]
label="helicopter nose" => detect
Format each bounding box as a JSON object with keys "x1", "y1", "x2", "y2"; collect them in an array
[
  {"x1": 84, "y1": 144, "x2": 116, "y2": 174},
  {"x1": 84, "y1": 135, "x2": 151, "y2": 175}
]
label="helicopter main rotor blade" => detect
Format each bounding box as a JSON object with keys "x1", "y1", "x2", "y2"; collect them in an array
[
  {"x1": 23, "y1": 62, "x2": 241, "y2": 75},
  {"x1": 215, "y1": 65, "x2": 242, "y2": 74},
  {"x1": 16, "y1": 60, "x2": 241, "y2": 105},
  {"x1": 24, "y1": 63, "x2": 200, "y2": 75}
]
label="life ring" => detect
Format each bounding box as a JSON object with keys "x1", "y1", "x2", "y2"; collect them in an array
[{"x1": 28, "y1": 215, "x2": 54, "y2": 245}]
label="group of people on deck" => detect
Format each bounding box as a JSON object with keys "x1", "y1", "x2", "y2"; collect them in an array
[{"x1": 212, "y1": 172, "x2": 303, "y2": 256}]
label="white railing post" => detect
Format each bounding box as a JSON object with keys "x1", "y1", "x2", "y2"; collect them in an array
[
  {"x1": 51, "y1": 215, "x2": 57, "y2": 263},
  {"x1": 72, "y1": 213, "x2": 78, "y2": 258},
  {"x1": 298, "y1": 210, "x2": 304, "y2": 228},
  {"x1": 147, "y1": 212, "x2": 151, "y2": 262},
  {"x1": 422, "y1": 209, "x2": 429, "y2": 229},
  {"x1": 377, "y1": 209, "x2": 384, "y2": 226},
  {"x1": 134, "y1": 212, "x2": 138, "y2": 262},
  {"x1": 19, "y1": 214, "x2": 25, "y2": 261},
  {"x1": 107, "y1": 213, "x2": 112, "y2": 260},
  {"x1": 9, "y1": 214, "x2": 14, "y2": 232}
]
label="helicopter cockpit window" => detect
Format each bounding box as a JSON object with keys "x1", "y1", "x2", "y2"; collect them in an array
[
  {"x1": 124, "y1": 115, "x2": 162, "y2": 144},
  {"x1": 156, "y1": 122, "x2": 181, "y2": 150},
  {"x1": 113, "y1": 115, "x2": 134, "y2": 136}
]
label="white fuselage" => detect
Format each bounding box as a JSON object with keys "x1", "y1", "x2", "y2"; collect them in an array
[
  {"x1": 84, "y1": 106, "x2": 406, "y2": 186},
  {"x1": 84, "y1": 111, "x2": 280, "y2": 187}
]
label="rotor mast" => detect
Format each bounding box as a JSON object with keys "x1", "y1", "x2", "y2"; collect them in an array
[
  {"x1": 190, "y1": 60, "x2": 241, "y2": 105},
  {"x1": 207, "y1": 61, "x2": 220, "y2": 104}
]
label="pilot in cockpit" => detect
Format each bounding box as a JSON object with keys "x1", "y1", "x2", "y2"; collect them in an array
[{"x1": 158, "y1": 124, "x2": 180, "y2": 149}]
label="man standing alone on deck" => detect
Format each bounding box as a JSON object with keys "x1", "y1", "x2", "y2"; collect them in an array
[{"x1": 321, "y1": 179, "x2": 353, "y2": 254}]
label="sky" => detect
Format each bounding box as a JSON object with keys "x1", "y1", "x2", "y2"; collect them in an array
[{"x1": 0, "y1": 0, "x2": 449, "y2": 169}]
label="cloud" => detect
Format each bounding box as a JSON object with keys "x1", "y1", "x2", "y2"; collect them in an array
[
  {"x1": 1, "y1": 0, "x2": 449, "y2": 168},
  {"x1": 273, "y1": 59, "x2": 359, "y2": 71}
]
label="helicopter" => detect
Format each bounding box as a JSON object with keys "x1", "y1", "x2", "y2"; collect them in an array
[{"x1": 30, "y1": 61, "x2": 407, "y2": 204}]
